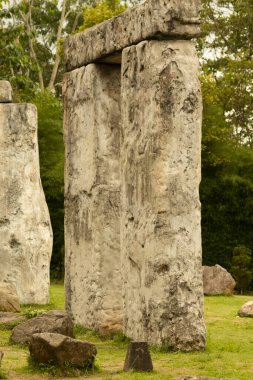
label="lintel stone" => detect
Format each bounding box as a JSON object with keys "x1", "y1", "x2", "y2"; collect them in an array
[{"x1": 64, "y1": 0, "x2": 201, "y2": 70}]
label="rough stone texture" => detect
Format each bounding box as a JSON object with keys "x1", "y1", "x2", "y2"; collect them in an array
[
  {"x1": 63, "y1": 64, "x2": 122, "y2": 334},
  {"x1": 121, "y1": 40, "x2": 205, "y2": 350},
  {"x1": 0, "y1": 312, "x2": 26, "y2": 330},
  {"x1": 0, "y1": 81, "x2": 12, "y2": 103},
  {"x1": 64, "y1": 0, "x2": 201, "y2": 70},
  {"x1": 10, "y1": 310, "x2": 73, "y2": 345},
  {"x1": 174, "y1": 377, "x2": 239, "y2": 380},
  {"x1": 0, "y1": 101, "x2": 53, "y2": 305},
  {"x1": 203, "y1": 265, "x2": 236, "y2": 295},
  {"x1": 29, "y1": 333, "x2": 97, "y2": 367},
  {"x1": 238, "y1": 300, "x2": 253, "y2": 317},
  {"x1": 123, "y1": 342, "x2": 153, "y2": 372},
  {"x1": 0, "y1": 282, "x2": 20, "y2": 312}
]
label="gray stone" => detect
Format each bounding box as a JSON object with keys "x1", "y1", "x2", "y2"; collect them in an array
[
  {"x1": 64, "y1": 0, "x2": 201, "y2": 70},
  {"x1": 238, "y1": 300, "x2": 253, "y2": 317},
  {"x1": 0, "y1": 282, "x2": 20, "y2": 312},
  {"x1": 121, "y1": 40, "x2": 205, "y2": 350},
  {"x1": 0, "y1": 81, "x2": 12, "y2": 103},
  {"x1": 63, "y1": 64, "x2": 122, "y2": 334},
  {"x1": 29, "y1": 333, "x2": 97, "y2": 367},
  {"x1": 123, "y1": 342, "x2": 153, "y2": 372},
  {"x1": 10, "y1": 310, "x2": 73, "y2": 345},
  {"x1": 203, "y1": 265, "x2": 236, "y2": 295},
  {"x1": 0, "y1": 312, "x2": 26, "y2": 329},
  {"x1": 0, "y1": 103, "x2": 53, "y2": 305}
]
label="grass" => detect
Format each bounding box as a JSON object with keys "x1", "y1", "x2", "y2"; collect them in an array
[{"x1": 0, "y1": 285, "x2": 253, "y2": 379}]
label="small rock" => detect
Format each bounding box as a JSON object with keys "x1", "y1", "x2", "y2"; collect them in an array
[
  {"x1": 123, "y1": 342, "x2": 153, "y2": 372},
  {"x1": 29, "y1": 333, "x2": 97, "y2": 367},
  {"x1": 203, "y1": 265, "x2": 236, "y2": 295},
  {"x1": 0, "y1": 80, "x2": 12, "y2": 103},
  {"x1": 10, "y1": 310, "x2": 73, "y2": 345},
  {"x1": 0, "y1": 282, "x2": 20, "y2": 312},
  {"x1": 0, "y1": 312, "x2": 26, "y2": 330},
  {"x1": 238, "y1": 300, "x2": 253, "y2": 317}
]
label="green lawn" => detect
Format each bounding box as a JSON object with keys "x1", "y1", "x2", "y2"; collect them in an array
[{"x1": 0, "y1": 285, "x2": 253, "y2": 379}]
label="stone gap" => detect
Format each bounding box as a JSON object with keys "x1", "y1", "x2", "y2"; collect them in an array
[{"x1": 64, "y1": 0, "x2": 206, "y2": 350}]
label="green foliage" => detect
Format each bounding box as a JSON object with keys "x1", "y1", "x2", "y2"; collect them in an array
[
  {"x1": 80, "y1": 0, "x2": 127, "y2": 30},
  {"x1": 32, "y1": 92, "x2": 64, "y2": 279},
  {"x1": 231, "y1": 245, "x2": 253, "y2": 294}
]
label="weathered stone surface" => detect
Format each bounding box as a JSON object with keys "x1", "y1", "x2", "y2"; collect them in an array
[
  {"x1": 0, "y1": 312, "x2": 26, "y2": 329},
  {"x1": 10, "y1": 310, "x2": 73, "y2": 345},
  {"x1": 203, "y1": 265, "x2": 236, "y2": 295},
  {"x1": 0, "y1": 282, "x2": 20, "y2": 312},
  {"x1": 121, "y1": 40, "x2": 205, "y2": 350},
  {"x1": 63, "y1": 64, "x2": 122, "y2": 334},
  {"x1": 0, "y1": 102, "x2": 53, "y2": 305},
  {"x1": 123, "y1": 342, "x2": 153, "y2": 372},
  {"x1": 0, "y1": 81, "x2": 12, "y2": 103},
  {"x1": 29, "y1": 333, "x2": 97, "y2": 367},
  {"x1": 64, "y1": 0, "x2": 201, "y2": 70},
  {"x1": 238, "y1": 300, "x2": 253, "y2": 317},
  {"x1": 174, "y1": 377, "x2": 239, "y2": 380}
]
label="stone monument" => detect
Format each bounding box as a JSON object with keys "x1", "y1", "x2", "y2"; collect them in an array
[
  {"x1": 64, "y1": 0, "x2": 206, "y2": 350},
  {"x1": 0, "y1": 81, "x2": 53, "y2": 304}
]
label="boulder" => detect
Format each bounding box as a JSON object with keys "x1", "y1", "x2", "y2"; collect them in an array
[
  {"x1": 238, "y1": 301, "x2": 253, "y2": 317},
  {"x1": 0, "y1": 282, "x2": 20, "y2": 312},
  {"x1": 29, "y1": 333, "x2": 97, "y2": 367},
  {"x1": 203, "y1": 265, "x2": 236, "y2": 295},
  {"x1": 10, "y1": 310, "x2": 73, "y2": 345},
  {"x1": 0, "y1": 312, "x2": 26, "y2": 330}
]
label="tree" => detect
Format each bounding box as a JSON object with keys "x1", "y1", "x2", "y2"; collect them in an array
[
  {"x1": 199, "y1": 0, "x2": 253, "y2": 272},
  {"x1": 80, "y1": 0, "x2": 127, "y2": 30},
  {"x1": 231, "y1": 245, "x2": 253, "y2": 294}
]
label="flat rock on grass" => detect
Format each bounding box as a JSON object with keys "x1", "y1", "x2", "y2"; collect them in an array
[
  {"x1": 29, "y1": 333, "x2": 97, "y2": 367},
  {"x1": 0, "y1": 282, "x2": 20, "y2": 312},
  {"x1": 238, "y1": 300, "x2": 253, "y2": 317},
  {"x1": 0, "y1": 312, "x2": 26, "y2": 330},
  {"x1": 10, "y1": 310, "x2": 73, "y2": 345}
]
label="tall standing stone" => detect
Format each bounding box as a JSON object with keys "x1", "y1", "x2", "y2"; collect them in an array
[
  {"x1": 121, "y1": 40, "x2": 206, "y2": 350},
  {"x1": 0, "y1": 83, "x2": 53, "y2": 304},
  {"x1": 64, "y1": 64, "x2": 122, "y2": 333}
]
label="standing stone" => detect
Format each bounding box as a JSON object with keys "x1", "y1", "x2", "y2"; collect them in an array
[
  {"x1": 123, "y1": 342, "x2": 153, "y2": 372},
  {"x1": 0, "y1": 81, "x2": 12, "y2": 103},
  {"x1": 121, "y1": 40, "x2": 205, "y2": 350},
  {"x1": 64, "y1": 64, "x2": 122, "y2": 333},
  {"x1": 0, "y1": 282, "x2": 20, "y2": 312},
  {"x1": 0, "y1": 84, "x2": 53, "y2": 305}
]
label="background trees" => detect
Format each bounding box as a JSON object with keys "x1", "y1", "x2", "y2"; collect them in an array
[{"x1": 1, "y1": 0, "x2": 252, "y2": 286}]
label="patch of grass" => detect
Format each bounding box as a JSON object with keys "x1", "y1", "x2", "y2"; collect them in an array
[
  {"x1": 0, "y1": 368, "x2": 7, "y2": 379},
  {"x1": 25, "y1": 356, "x2": 99, "y2": 377},
  {"x1": 1, "y1": 286, "x2": 253, "y2": 379}
]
